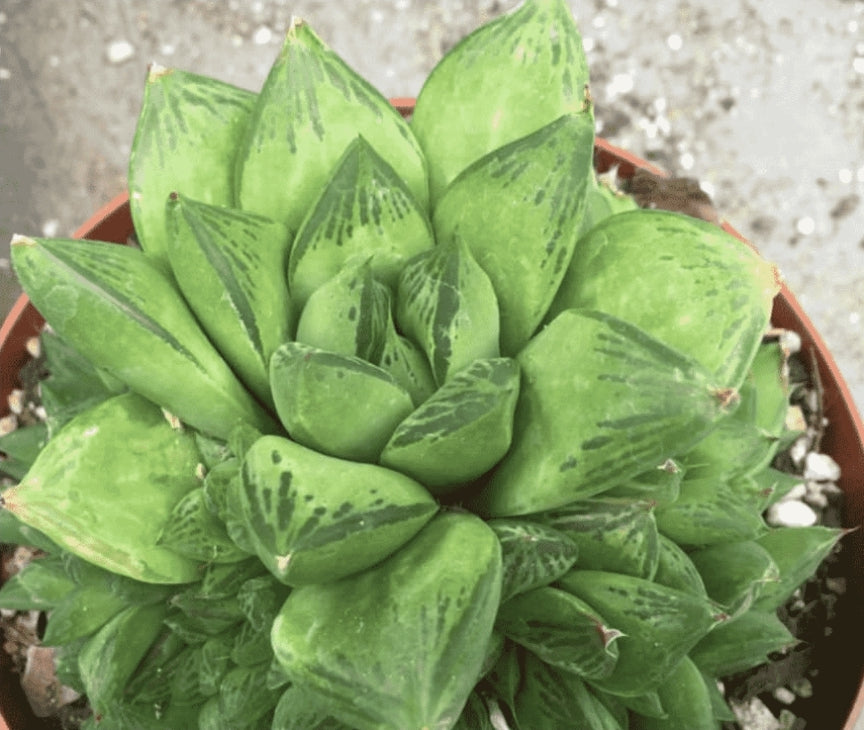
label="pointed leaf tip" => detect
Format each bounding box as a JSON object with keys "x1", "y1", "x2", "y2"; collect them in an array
[{"x1": 147, "y1": 62, "x2": 172, "y2": 82}]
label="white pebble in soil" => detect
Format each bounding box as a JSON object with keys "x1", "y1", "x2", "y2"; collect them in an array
[
  {"x1": 105, "y1": 39, "x2": 135, "y2": 64},
  {"x1": 766, "y1": 499, "x2": 818, "y2": 527},
  {"x1": 804, "y1": 452, "x2": 842, "y2": 481}
]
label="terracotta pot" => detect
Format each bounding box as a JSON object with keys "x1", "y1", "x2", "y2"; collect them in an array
[{"x1": 1, "y1": 104, "x2": 862, "y2": 729}]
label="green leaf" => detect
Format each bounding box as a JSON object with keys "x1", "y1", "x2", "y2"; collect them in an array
[
  {"x1": 39, "y1": 329, "x2": 125, "y2": 436},
  {"x1": 240, "y1": 434, "x2": 437, "y2": 586},
  {"x1": 3, "y1": 393, "x2": 204, "y2": 583},
  {"x1": 218, "y1": 663, "x2": 290, "y2": 728},
  {"x1": 271, "y1": 511, "x2": 502, "y2": 730},
  {"x1": 129, "y1": 65, "x2": 256, "y2": 266},
  {"x1": 270, "y1": 342, "x2": 414, "y2": 462},
  {"x1": 433, "y1": 113, "x2": 594, "y2": 355},
  {"x1": 295, "y1": 258, "x2": 391, "y2": 363},
  {"x1": 0, "y1": 555, "x2": 76, "y2": 611},
  {"x1": 380, "y1": 358, "x2": 520, "y2": 492},
  {"x1": 412, "y1": 0, "x2": 591, "y2": 203},
  {"x1": 78, "y1": 602, "x2": 168, "y2": 713},
  {"x1": 0, "y1": 423, "x2": 48, "y2": 480},
  {"x1": 655, "y1": 475, "x2": 768, "y2": 548},
  {"x1": 10, "y1": 236, "x2": 278, "y2": 440},
  {"x1": 752, "y1": 525, "x2": 845, "y2": 611},
  {"x1": 237, "y1": 575, "x2": 290, "y2": 631},
  {"x1": 652, "y1": 534, "x2": 708, "y2": 598},
  {"x1": 487, "y1": 518, "x2": 579, "y2": 602},
  {"x1": 288, "y1": 136, "x2": 434, "y2": 307},
  {"x1": 539, "y1": 498, "x2": 660, "y2": 580},
  {"x1": 395, "y1": 238, "x2": 500, "y2": 386},
  {"x1": 559, "y1": 570, "x2": 724, "y2": 697},
  {"x1": 689, "y1": 540, "x2": 780, "y2": 616},
  {"x1": 496, "y1": 586, "x2": 621, "y2": 680},
  {"x1": 272, "y1": 685, "x2": 353, "y2": 729},
  {"x1": 479, "y1": 310, "x2": 732, "y2": 516},
  {"x1": 512, "y1": 652, "x2": 626, "y2": 730},
  {"x1": 166, "y1": 194, "x2": 295, "y2": 407},
  {"x1": 689, "y1": 610, "x2": 797, "y2": 677},
  {"x1": 605, "y1": 459, "x2": 683, "y2": 507},
  {"x1": 158, "y1": 487, "x2": 249, "y2": 564},
  {"x1": 630, "y1": 655, "x2": 718, "y2": 730},
  {"x1": 230, "y1": 620, "x2": 273, "y2": 667},
  {"x1": 236, "y1": 20, "x2": 428, "y2": 232},
  {"x1": 549, "y1": 209, "x2": 780, "y2": 388},
  {"x1": 377, "y1": 310, "x2": 437, "y2": 407},
  {"x1": 125, "y1": 629, "x2": 189, "y2": 704}
]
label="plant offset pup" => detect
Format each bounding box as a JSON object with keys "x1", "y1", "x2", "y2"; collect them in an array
[{"x1": 0, "y1": 1, "x2": 844, "y2": 729}]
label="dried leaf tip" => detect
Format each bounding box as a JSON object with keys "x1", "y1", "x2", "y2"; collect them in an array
[
  {"x1": 147, "y1": 62, "x2": 172, "y2": 82},
  {"x1": 10, "y1": 234, "x2": 36, "y2": 247},
  {"x1": 712, "y1": 387, "x2": 740, "y2": 411}
]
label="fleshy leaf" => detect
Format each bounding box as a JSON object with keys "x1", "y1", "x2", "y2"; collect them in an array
[
  {"x1": 288, "y1": 136, "x2": 434, "y2": 307},
  {"x1": 295, "y1": 258, "x2": 390, "y2": 363},
  {"x1": 240, "y1": 434, "x2": 437, "y2": 586},
  {"x1": 548, "y1": 209, "x2": 781, "y2": 388},
  {"x1": 479, "y1": 310, "x2": 733, "y2": 517},
  {"x1": 166, "y1": 194, "x2": 294, "y2": 407},
  {"x1": 412, "y1": 0, "x2": 591, "y2": 203},
  {"x1": 270, "y1": 342, "x2": 414, "y2": 462},
  {"x1": 236, "y1": 20, "x2": 428, "y2": 232},
  {"x1": 271, "y1": 511, "x2": 502, "y2": 730},
  {"x1": 10, "y1": 235, "x2": 277, "y2": 439},
  {"x1": 539, "y1": 498, "x2": 660, "y2": 580},
  {"x1": 129, "y1": 65, "x2": 256, "y2": 265},
  {"x1": 379, "y1": 357, "x2": 519, "y2": 492},
  {"x1": 487, "y1": 518, "x2": 579, "y2": 602},
  {"x1": 433, "y1": 113, "x2": 594, "y2": 355},
  {"x1": 4, "y1": 393, "x2": 203, "y2": 583},
  {"x1": 395, "y1": 237, "x2": 500, "y2": 385},
  {"x1": 559, "y1": 570, "x2": 724, "y2": 697},
  {"x1": 496, "y1": 586, "x2": 621, "y2": 680}
]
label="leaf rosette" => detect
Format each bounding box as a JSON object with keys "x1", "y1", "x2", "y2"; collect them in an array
[{"x1": 2, "y1": 2, "x2": 839, "y2": 729}]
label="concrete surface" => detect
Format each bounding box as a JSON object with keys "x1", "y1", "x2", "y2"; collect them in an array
[{"x1": 0, "y1": 0, "x2": 862, "y2": 425}]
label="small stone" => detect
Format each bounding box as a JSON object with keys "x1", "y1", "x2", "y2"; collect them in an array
[
  {"x1": 785, "y1": 404, "x2": 807, "y2": 432},
  {"x1": 790, "y1": 677, "x2": 814, "y2": 698},
  {"x1": 22, "y1": 645, "x2": 60, "y2": 717},
  {"x1": 826, "y1": 576, "x2": 847, "y2": 595},
  {"x1": 41, "y1": 219, "x2": 59, "y2": 237},
  {"x1": 795, "y1": 216, "x2": 816, "y2": 235},
  {"x1": 788, "y1": 435, "x2": 809, "y2": 466},
  {"x1": 731, "y1": 697, "x2": 783, "y2": 730},
  {"x1": 804, "y1": 452, "x2": 841, "y2": 481},
  {"x1": 766, "y1": 499, "x2": 818, "y2": 527},
  {"x1": 7, "y1": 389, "x2": 24, "y2": 415},
  {"x1": 667, "y1": 33, "x2": 683, "y2": 51},
  {"x1": 778, "y1": 328, "x2": 801, "y2": 355},
  {"x1": 780, "y1": 483, "x2": 807, "y2": 502},
  {"x1": 252, "y1": 25, "x2": 273, "y2": 44},
  {"x1": 0, "y1": 414, "x2": 17, "y2": 437},
  {"x1": 106, "y1": 39, "x2": 135, "y2": 64},
  {"x1": 25, "y1": 336, "x2": 41, "y2": 358},
  {"x1": 804, "y1": 486, "x2": 828, "y2": 509},
  {"x1": 773, "y1": 686, "x2": 796, "y2": 705}
]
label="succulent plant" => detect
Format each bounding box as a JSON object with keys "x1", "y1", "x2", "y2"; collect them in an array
[{"x1": 0, "y1": 1, "x2": 848, "y2": 729}]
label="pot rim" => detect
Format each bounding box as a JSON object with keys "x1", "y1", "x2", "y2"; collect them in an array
[{"x1": 0, "y1": 100, "x2": 862, "y2": 730}]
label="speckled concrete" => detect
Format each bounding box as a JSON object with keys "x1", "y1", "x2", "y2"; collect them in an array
[{"x1": 0, "y1": 0, "x2": 862, "y2": 416}]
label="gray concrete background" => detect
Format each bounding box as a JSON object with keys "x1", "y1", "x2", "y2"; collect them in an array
[{"x1": 1, "y1": 0, "x2": 862, "y2": 420}]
